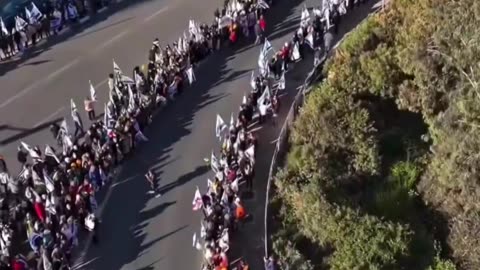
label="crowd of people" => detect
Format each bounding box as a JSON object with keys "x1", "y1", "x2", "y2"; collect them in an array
[
  {"x1": 0, "y1": 0, "x2": 360, "y2": 268},
  {"x1": 0, "y1": 0, "x2": 122, "y2": 60},
  {"x1": 188, "y1": 1, "x2": 359, "y2": 269}
]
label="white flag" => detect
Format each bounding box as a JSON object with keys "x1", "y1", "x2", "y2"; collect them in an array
[
  {"x1": 245, "y1": 144, "x2": 255, "y2": 163},
  {"x1": 43, "y1": 169, "x2": 55, "y2": 193},
  {"x1": 207, "y1": 178, "x2": 213, "y2": 188},
  {"x1": 200, "y1": 222, "x2": 206, "y2": 238},
  {"x1": 258, "y1": 86, "x2": 271, "y2": 106},
  {"x1": 230, "y1": 113, "x2": 235, "y2": 129},
  {"x1": 256, "y1": 0, "x2": 270, "y2": 9},
  {"x1": 89, "y1": 80, "x2": 97, "y2": 101},
  {"x1": 215, "y1": 114, "x2": 226, "y2": 138},
  {"x1": 25, "y1": 7, "x2": 32, "y2": 22},
  {"x1": 113, "y1": 59, "x2": 122, "y2": 76},
  {"x1": 242, "y1": 95, "x2": 247, "y2": 105},
  {"x1": 277, "y1": 72, "x2": 286, "y2": 90},
  {"x1": 250, "y1": 71, "x2": 256, "y2": 90},
  {"x1": 300, "y1": 6, "x2": 310, "y2": 27},
  {"x1": 192, "y1": 233, "x2": 197, "y2": 247},
  {"x1": 15, "y1": 16, "x2": 27, "y2": 32},
  {"x1": 186, "y1": 67, "x2": 196, "y2": 84},
  {"x1": 70, "y1": 99, "x2": 83, "y2": 129},
  {"x1": 263, "y1": 39, "x2": 273, "y2": 54},
  {"x1": 192, "y1": 187, "x2": 203, "y2": 211},
  {"x1": 258, "y1": 49, "x2": 267, "y2": 76},
  {"x1": 291, "y1": 42, "x2": 301, "y2": 61},
  {"x1": 113, "y1": 60, "x2": 134, "y2": 85},
  {"x1": 211, "y1": 151, "x2": 219, "y2": 173},
  {"x1": 45, "y1": 145, "x2": 60, "y2": 164},
  {"x1": 70, "y1": 99, "x2": 77, "y2": 112},
  {"x1": 31, "y1": 3, "x2": 44, "y2": 21},
  {"x1": 128, "y1": 85, "x2": 136, "y2": 112},
  {"x1": 313, "y1": 7, "x2": 322, "y2": 17},
  {"x1": 60, "y1": 119, "x2": 69, "y2": 136},
  {"x1": 0, "y1": 18, "x2": 8, "y2": 35},
  {"x1": 21, "y1": 142, "x2": 40, "y2": 159},
  {"x1": 231, "y1": 177, "x2": 239, "y2": 193},
  {"x1": 305, "y1": 32, "x2": 314, "y2": 49}
]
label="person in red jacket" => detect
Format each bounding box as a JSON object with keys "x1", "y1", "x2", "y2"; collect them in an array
[
  {"x1": 280, "y1": 42, "x2": 291, "y2": 71},
  {"x1": 34, "y1": 197, "x2": 46, "y2": 223},
  {"x1": 259, "y1": 15, "x2": 266, "y2": 32}
]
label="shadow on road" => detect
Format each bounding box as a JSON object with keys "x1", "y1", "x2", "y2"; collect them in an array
[
  {"x1": 69, "y1": 0, "x2": 381, "y2": 269},
  {"x1": 0, "y1": 0, "x2": 155, "y2": 77}
]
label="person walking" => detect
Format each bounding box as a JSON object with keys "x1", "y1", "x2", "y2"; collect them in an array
[
  {"x1": 84, "y1": 96, "x2": 96, "y2": 121},
  {"x1": 145, "y1": 169, "x2": 161, "y2": 198}
]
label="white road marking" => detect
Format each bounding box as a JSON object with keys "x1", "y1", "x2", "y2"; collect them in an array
[
  {"x1": 94, "y1": 78, "x2": 108, "y2": 89},
  {"x1": 73, "y1": 170, "x2": 135, "y2": 266},
  {"x1": 143, "y1": 6, "x2": 169, "y2": 23},
  {"x1": 95, "y1": 30, "x2": 130, "y2": 51},
  {"x1": 0, "y1": 59, "x2": 80, "y2": 110},
  {"x1": 34, "y1": 106, "x2": 65, "y2": 128}
]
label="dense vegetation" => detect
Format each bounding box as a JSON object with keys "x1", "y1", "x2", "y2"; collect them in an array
[{"x1": 271, "y1": 0, "x2": 480, "y2": 269}]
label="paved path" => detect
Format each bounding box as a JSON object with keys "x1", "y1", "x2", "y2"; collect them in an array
[{"x1": 0, "y1": 0, "x2": 380, "y2": 268}]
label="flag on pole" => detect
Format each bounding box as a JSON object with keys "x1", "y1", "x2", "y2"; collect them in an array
[
  {"x1": 245, "y1": 144, "x2": 255, "y2": 163},
  {"x1": 229, "y1": 113, "x2": 235, "y2": 130},
  {"x1": 31, "y1": 2, "x2": 44, "y2": 22},
  {"x1": 305, "y1": 32, "x2": 314, "y2": 49},
  {"x1": 207, "y1": 178, "x2": 213, "y2": 189},
  {"x1": 60, "y1": 119, "x2": 69, "y2": 136},
  {"x1": 258, "y1": 86, "x2": 271, "y2": 106},
  {"x1": 25, "y1": 7, "x2": 32, "y2": 22},
  {"x1": 114, "y1": 85, "x2": 123, "y2": 99},
  {"x1": 277, "y1": 72, "x2": 286, "y2": 90},
  {"x1": 70, "y1": 99, "x2": 83, "y2": 130},
  {"x1": 192, "y1": 187, "x2": 203, "y2": 211},
  {"x1": 242, "y1": 95, "x2": 247, "y2": 105},
  {"x1": 186, "y1": 67, "x2": 196, "y2": 84},
  {"x1": 113, "y1": 60, "x2": 135, "y2": 85},
  {"x1": 15, "y1": 16, "x2": 27, "y2": 32},
  {"x1": 45, "y1": 145, "x2": 60, "y2": 164},
  {"x1": 215, "y1": 114, "x2": 226, "y2": 138},
  {"x1": 89, "y1": 80, "x2": 97, "y2": 101},
  {"x1": 192, "y1": 233, "x2": 197, "y2": 247},
  {"x1": 258, "y1": 49, "x2": 267, "y2": 76},
  {"x1": 231, "y1": 177, "x2": 239, "y2": 193},
  {"x1": 127, "y1": 85, "x2": 136, "y2": 112},
  {"x1": 211, "y1": 151, "x2": 219, "y2": 173},
  {"x1": 21, "y1": 142, "x2": 40, "y2": 159},
  {"x1": 300, "y1": 6, "x2": 310, "y2": 27},
  {"x1": 43, "y1": 169, "x2": 55, "y2": 193},
  {"x1": 256, "y1": 0, "x2": 270, "y2": 9},
  {"x1": 250, "y1": 71, "x2": 256, "y2": 90},
  {"x1": 263, "y1": 39, "x2": 273, "y2": 54},
  {"x1": 200, "y1": 222, "x2": 206, "y2": 238},
  {"x1": 291, "y1": 42, "x2": 301, "y2": 61},
  {"x1": 0, "y1": 18, "x2": 8, "y2": 35}
]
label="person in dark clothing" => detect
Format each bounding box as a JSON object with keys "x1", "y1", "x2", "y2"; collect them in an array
[
  {"x1": 17, "y1": 147, "x2": 28, "y2": 165},
  {"x1": 13, "y1": 30, "x2": 22, "y2": 52},
  {"x1": 145, "y1": 169, "x2": 161, "y2": 198}
]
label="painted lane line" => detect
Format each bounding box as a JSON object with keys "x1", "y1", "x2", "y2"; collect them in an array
[
  {"x1": 34, "y1": 106, "x2": 66, "y2": 128},
  {"x1": 95, "y1": 30, "x2": 131, "y2": 52},
  {"x1": 0, "y1": 59, "x2": 81, "y2": 110},
  {"x1": 143, "y1": 6, "x2": 169, "y2": 23}
]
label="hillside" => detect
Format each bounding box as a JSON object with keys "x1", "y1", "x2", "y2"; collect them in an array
[{"x1": 271, "y1": 0, "x2": 480, "y2": 269}]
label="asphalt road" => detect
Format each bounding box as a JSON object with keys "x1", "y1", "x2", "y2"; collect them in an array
[{"x1": 0, "y1": 0, "x2": 380, "y2": 268}]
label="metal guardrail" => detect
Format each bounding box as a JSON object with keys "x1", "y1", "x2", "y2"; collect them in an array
[
  {"x1": 263, "y1": 2, "x2": 387, "y2": 258},
  {"x1": 263, "y1": 59, "x2": 324, "y2": 256}
]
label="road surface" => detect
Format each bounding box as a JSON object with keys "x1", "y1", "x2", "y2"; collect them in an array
[{"x1": 0, "y1": 0, "x2": 380, "y2": 268}]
